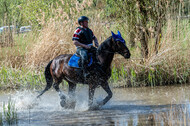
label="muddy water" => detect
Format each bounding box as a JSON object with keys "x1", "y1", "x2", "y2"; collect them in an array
[{"x1": 0, "y1": 85, "x2": 190, "y2": 125}]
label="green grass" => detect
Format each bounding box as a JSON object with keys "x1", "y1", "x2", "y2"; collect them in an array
[
  {"x1": 0, "y1": 9, "x2": 189, "y2": 89},
  {"x1": 0, "y1": 66, "x2": 45, "y2": 90},
  {"x1": 110, "y1": 61, "x2": 189, "y2": 87},
  {"x1": 0, "y1": 30, "x2": 189, "y2": 89},
  {"x1": 0, "y1": 111, "x2": 2, "y2": 126},
  {"x1": 2, "y1": 98, "x2": 18, "y2": 125}
]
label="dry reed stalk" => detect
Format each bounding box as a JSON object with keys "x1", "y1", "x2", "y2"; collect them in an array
[
  {"x1": 26, "y1": 18, "x2": 109, "y2": 67},
  {"x1": 26, "y1": 20, "x2": 74, "y2": 66},
  {"x1": 130, "y1": 17, "x2": 190, "y2": 76},
  {"x1": 0, "y1": 49, "x2": 23, "y2": 68},
  {"x1": 26, "y1": 0, "x2": 109, "y2": 67}
]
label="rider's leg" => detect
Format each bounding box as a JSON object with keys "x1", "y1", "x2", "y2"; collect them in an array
[
  {"x1": 89, "y1": 46, "x2": 98, "y2": 63},
  {"x1": 77, "y1": 48, "x2": 90, "y2": 78}
]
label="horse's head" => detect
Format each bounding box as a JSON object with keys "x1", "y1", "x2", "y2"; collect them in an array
[{"x1": 111, "y1": 31, "x2": 131, "y2": 59}]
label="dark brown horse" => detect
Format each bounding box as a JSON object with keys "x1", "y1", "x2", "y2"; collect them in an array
[{"x1": 37, "y1": 31, "x2": 130, "y2": 109}]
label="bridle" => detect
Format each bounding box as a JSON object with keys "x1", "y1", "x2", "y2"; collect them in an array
[{"x1": 97, "y1": 38, "x2": 128, "y2": 55}]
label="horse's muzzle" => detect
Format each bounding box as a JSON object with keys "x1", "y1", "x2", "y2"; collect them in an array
[{"x1": 123, "y1": 52, "x2": 131, "y2": 59}]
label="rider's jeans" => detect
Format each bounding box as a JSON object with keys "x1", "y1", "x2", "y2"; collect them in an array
[{"x1": 76, "y1": 47, "x2": 88, "y2": 69}]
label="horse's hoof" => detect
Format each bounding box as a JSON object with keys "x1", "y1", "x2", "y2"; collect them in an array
[
  {"x1": 88, "y1": 105, "x2": 100, "y2": 110},
  {"x1": 60, "y1": 95, "x2": 66, "y2": 100},
  {"x1": 65, "y1": 101, "x2": 76, "y2": 109},
  {"x1": 60, "y1": 99, "x2": 66, "y2": 108},
  {"x1": 97, "y1": 101, "x2": 104, "y2": 108},
  {"x1": 70, "y1": 101, "x2": 76, "y2": 109}
]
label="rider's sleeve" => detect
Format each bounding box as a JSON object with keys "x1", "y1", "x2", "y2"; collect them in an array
[
  {"x1": 72, "y1": 28, "x2": 82, "y2": 41},
  {"x1": 91, "y1": 31, "x2": 95, "y2": 40}
]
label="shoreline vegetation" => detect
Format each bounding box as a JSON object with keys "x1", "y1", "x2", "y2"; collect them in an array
[{"x1": 0, "y1": 0, "x2": 190, "y2": 90}]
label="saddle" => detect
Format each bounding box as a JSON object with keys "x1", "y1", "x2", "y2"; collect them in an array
[{"x1": 68, "y1": 53, "x2": 93, "y2": 68}]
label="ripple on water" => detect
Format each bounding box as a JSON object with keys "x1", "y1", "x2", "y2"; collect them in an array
[{"x1": 0, "y1": 85, "x2": 190, "y2": 125}]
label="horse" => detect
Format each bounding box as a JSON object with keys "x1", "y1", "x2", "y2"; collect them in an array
[{"x1": 37, "y1": 31, "x2": 131, "y2": 109}]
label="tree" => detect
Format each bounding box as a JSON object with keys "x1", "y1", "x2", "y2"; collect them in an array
[{"x1": 104, "y1": 0, "x2": 182, "y2": 59}]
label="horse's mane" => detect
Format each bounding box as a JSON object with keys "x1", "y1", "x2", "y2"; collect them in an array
[{"x1": 97, "y1": 36, "x2": 112, "y2": 54}]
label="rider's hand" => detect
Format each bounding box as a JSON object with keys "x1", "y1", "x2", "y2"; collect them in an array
[
  {"x1": 85, "y1": 45, "x2": 91, "y2": 49},
  {"x1": 94, "y1": 37, "x2": 99, "y2": 47},
  {"x1": 95, "y1": 41, "x2": 99, "y2": 47}
]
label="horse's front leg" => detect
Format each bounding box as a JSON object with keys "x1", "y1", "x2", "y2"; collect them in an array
[
  {"x1": 98, "y1": 82, "x2": 113, "y2": 107},
  {"x1": 88, "y1": 84, "x2": 97, "y2": 107},
  {"x1": 68, "y1": 82, "x2": 76, "y2": 98}
]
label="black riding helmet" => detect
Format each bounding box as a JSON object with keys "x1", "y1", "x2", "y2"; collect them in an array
[{"x1": 78, "y1": 16, "x2": 89, "y2": 25}]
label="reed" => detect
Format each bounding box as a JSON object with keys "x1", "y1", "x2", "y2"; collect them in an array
[
  {"x1": 0, "y1": 111, "x2": 2, "y2": 126},
  {"x1": 110, "y1": 18, "x2": 190, "y2": 87},
  {"x1": 0, "y1": 0, "x2": 189, "y2": 89},
  {"x1": 3, "y1": 98, "x2": 18, "y2": 125},
  {"x1": 0, "y1": 31, "x2": 37, "y2": 68},
  {"x1": 0, "y1": 66, "x2": 45, "y2": 90},
  {"x1": 25, "y1": 3, "x2": 109, "y2": 66},
  {"x1": 111, "y1": 65, "x2": 119, "y2": 83}
]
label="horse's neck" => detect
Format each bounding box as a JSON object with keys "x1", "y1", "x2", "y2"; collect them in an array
[{"x1": 97, "y1": 37, "x2": 114, "y2": 71}]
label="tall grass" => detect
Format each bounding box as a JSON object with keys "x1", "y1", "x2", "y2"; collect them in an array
[
  {"x1": 110, "y1": 18, "x2": 190, "y2": 87},
  {"x1": 0, "y1": 66, "x2": 45, "y2": 90},
  {"x1": 25, "y1": 0, "x2": 109, "y2": 66},
  {"x1": 2, "y1": 98, "x2": 18, "y2": 125},
  {"x1": 0, "y1": 31, "x2": 37, "y2": 68},
  {"x1": 0, "y1": 111, "x2": 2, "y2": 126},
  {"x1": 0, "y1": 0, "x2": 189, "y2": 89}
]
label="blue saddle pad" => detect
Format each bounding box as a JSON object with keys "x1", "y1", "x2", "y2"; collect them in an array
[{"x1": 68, "y1": 54, "x2": 93, "y2": 68}]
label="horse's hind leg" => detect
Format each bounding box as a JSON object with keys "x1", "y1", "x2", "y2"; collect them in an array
[{"x1": 53, "y1": 80, "x2": 67, "y2": 107}]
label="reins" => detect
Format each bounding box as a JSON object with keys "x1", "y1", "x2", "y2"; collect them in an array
[{"x1": 97, "y1": 49, "x2": 115, "y2": 54}]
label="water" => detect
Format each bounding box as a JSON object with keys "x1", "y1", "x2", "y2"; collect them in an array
[{"x1": 0, "y1": 85, "x2": 190, "y2": 125}]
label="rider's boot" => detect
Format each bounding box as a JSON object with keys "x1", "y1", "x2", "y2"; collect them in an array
[{"x1": 83, "y1": 66, "x2": 90, "y2": 80}]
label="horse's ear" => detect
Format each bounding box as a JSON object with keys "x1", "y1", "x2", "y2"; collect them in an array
[
  {"x1": 117, "y1": 31, "x2": 121, "y2": 37},
  {"x1": 111, "y1": 31, "x2": 117, "y2": 39},
  {"x1": 111, "y1": 31, "x2": 115, "y2": 36}
]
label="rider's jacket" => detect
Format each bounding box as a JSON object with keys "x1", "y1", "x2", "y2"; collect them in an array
[{"x1": 72, "y1": 27, "x2": 95, "y2": 45}]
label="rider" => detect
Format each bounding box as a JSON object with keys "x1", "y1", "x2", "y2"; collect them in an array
[{"x1": 72, "y1": 16, "x2": 99, "y2": 79}]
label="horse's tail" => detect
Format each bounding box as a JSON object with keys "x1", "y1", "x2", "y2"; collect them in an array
[{"x1": 37, "y1": 60, "x2": 53, "y2": 98}]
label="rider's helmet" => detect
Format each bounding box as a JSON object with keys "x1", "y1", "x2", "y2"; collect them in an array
[{"x1": 78, "y1": 16, "x2": 89, "y2": 25}]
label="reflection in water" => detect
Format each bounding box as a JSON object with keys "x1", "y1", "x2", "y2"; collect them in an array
[{"x1": 0, "y1": 85, "x2": 190, "y2": 125}]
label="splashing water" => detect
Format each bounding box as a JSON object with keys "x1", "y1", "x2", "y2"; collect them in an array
[
  {"x1": 6, "y1": 87, "x2": 94, "y2": 113},
  {"x1": 1, "y1": 85, "x2": 190, "y2": 125}
]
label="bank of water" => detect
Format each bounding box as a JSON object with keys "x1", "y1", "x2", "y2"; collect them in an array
[{"x1": 0, "y1": 84, "x2": 190, "y2": 125}]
